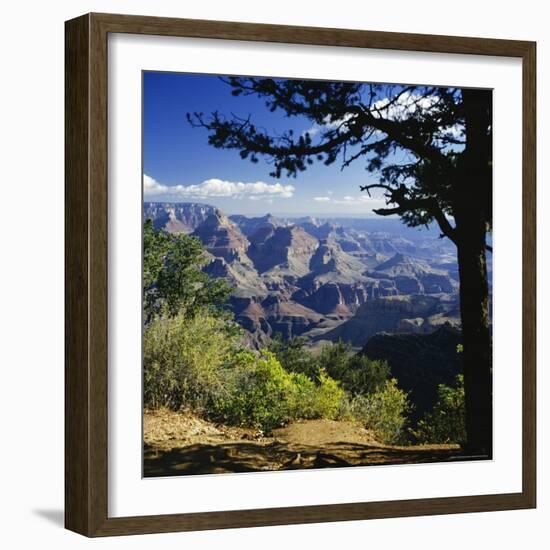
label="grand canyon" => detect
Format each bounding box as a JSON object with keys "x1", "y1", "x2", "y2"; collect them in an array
[{"x1": 143, "y1": 201, "x2": 470, "y2": 354}]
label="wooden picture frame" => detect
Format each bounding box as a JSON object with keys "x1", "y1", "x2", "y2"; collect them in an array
[{"x1": 65, "y1": 12, "x2": 536, "y2": 537}]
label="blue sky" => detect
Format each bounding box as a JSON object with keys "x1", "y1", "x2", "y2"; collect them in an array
[
  {"x1": 142, "y1": 72, "x2": 462, "y2": 217},
  {"x1": 142, "y1": 71, "x2": 400, "y2": 217}
]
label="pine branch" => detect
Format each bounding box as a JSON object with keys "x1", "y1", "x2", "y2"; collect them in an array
[{"x1": 361, "y1": 183, "x2": 458, "y2": 245}]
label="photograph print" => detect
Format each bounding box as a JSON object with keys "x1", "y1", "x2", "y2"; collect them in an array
[{"x1": 142, "y1": 71, "x2": 493, "y2": 477}]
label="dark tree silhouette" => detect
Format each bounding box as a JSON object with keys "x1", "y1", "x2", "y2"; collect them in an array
[{"x1": 188, "y1": 78, "x2": 492, "y2": 456}]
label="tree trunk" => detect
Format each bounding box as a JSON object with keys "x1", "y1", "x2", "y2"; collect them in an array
[
  {"x1": 453, "y1": 88, "x2": 493, "y2": 457},
  {"x1": 456, "y1": 234, "x2": 492, "y2": 456}
]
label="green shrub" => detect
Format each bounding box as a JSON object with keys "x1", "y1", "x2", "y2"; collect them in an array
[
  {"x1": 267, "y1": 335, "x2": 320, "y2": 379},
  {"x1": 411, "y1": 375, "x2": 466, "y2": 445},
  {"x1": 288, "y1": 370, "x2": 346, "y2": 421},
  {"x1": 211, "y1": 351, "x2": 294, "y2": 431},
  {"x1": 144, "y1": 300, "x2": 411, "y2": 439},
  {"x1": 339, "y1": 354, "x2": 391, "y2": 396},
  {"x1": 270, "y1": 337, "x2": 390, "y2": 397},
  {"x1": 311, "y1": 370, "x2": 347, "y2": 420},
  {"x1": 316, "y1": 340, "x2": 351, "y2": 380},
  {"x1": 233, "y1": 351, "x2": 295, "y2": 431},
  {"x1": 212, "y1": 353, "x2": 346, "y2": 432},
  {"x1": 286, "y1": 372, "x2": 319, "y2": 419},
  {"x1": 349, "y1": 379, "x2": 411, "y2": 444},
  {"x1": 143, "y1": 309, "x2": 241, "y2": 411}
]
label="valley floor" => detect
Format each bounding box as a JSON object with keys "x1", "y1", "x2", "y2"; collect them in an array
[{"x1": 143, "y1": 409, "x2": 466, "y2": 477}]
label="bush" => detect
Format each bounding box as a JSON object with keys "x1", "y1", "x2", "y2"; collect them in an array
[
  {"x1": 144, "y1": 301, "x2": 410, "y2": 438},
  {"x1": 339, "y1": 354, "x2": 391, "y2": 396},
  {"x1": 316, "y1": 340, "x2": 351, "y2": 380},
  {"x1": 212, "y1": 351, "x2": 295, "y2": 431},
  {"x1": 268, "y1": 335, "x2": 320, "y2": 379},
  {"x1": 212, "y1": 352, "x2": 346, "y2": 432},
  {"x1": 143, "y1": 309, "x2": 241, "y2": 411},
  {"x1": 289, "y1": 370, "x2": 346, "y2": 421},
  {"x1": 286, "y1": 372, "x2": 319, "y2": 419},
  {"x1": 310, "y1": 370, "x2": 347, "y2": 420},
  {"x1": 411, "y1": 375, "x2": 466, "y2": 445},
  {"x1": 349, "y1": 379, "x2": 411, "y2": 444},
  {"x1": 270, "y1": 337, "x2": 391, "y2": 397}
]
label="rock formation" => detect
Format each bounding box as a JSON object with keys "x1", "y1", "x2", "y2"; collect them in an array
[{"x1": 144, "y1": 202, "x2": 461, "y2": 347}]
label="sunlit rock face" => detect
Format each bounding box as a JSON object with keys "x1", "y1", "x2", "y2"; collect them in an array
[{"x1": 144, "y1": 202, "x2": 460, "y2": 348}]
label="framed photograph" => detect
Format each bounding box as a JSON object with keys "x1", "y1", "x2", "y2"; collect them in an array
[{"x1": 65, "y1": 13, "x2": 536, "y2": 537}]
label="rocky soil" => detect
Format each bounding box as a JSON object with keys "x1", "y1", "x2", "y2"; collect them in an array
[{"x1": 143, "y1": 409, "x2": 464, "y2": 477}]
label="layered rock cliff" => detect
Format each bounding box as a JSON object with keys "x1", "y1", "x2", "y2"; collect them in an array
[
  {"x1": 143, "y1": 202, "x2": 217, "y2": 233},
  {"x1": 144, "y1": 202, "x2": 461, "y2": 347}
]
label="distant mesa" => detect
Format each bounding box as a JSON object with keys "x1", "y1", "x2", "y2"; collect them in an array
[
  {"x1": 143, "y1": 201, "x2": 217, "y2": 234},
  {"x1": 192, "y1": 212, "x2": 249, "y2": 263},
  {"x1": 306, "y1": 239, "x2": 367, "y2": 281},
  {"x1": 298, "y1": 220, "x2": 338, "y2": 240},
  {"x1": 247, "y1": 225, "x2": 318, "y2": 276},
  {"x1": 316, "y1": 294, "x2": 460, "y2": 349},
  {"x1": 229, "y1": 213, "x2": 284, "y2": 236},
  {"x1": 367, "y1": 252, "x2": 458, "y2": 295}
]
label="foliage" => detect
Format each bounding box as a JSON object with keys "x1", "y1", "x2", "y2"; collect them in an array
[
  {"x1": 143, "y1": 309, "x2": 242, "y2": 411},
  {"x1": 290, "y1": 370, "x2": 347, "y2": 421},
  {"x1": 187, "y1": 79, "x2": 492, "y2": 240},
  {"x1": 311, "y1": 371, "x2": 347, "y2": 419},
  {"x1": 318, "y1": 342, "x2": 390, "y2": 396},
  {"x1": 270, "y1": 337, "x2": 390, "y2": 396},
  {"x1": 411, "y1": 375, "x2": 466, "y2": 445},
  {"x1": 315, "y1": 340, "x2": 351, "y2": 380},
  {"x1": 348, "y1": 379, "x2": 411, "y2": 444},
  {"x1": 143, "y1": 223, "x2": 415, "y2": 441},
  {"x1": 143, "y1": 219, "x2": 232, "y2": 320},
  {"x1": 187, "y1": 77, "x2": 494, "y2": 454},
  {"x1": 211, "y1": 350, "x2": 296, "y2": 431},
  {"x1": 267, "y1": 335, "x2": 320, "y2": 379},
  {"x1": 211, "y1": 351, "x2": 346, "y2": 432},
  {"x1": 144, "y1": 316, "x2": 348, "y2": 432}
]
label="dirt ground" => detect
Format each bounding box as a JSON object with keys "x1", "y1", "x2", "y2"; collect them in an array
[{"x1": 143, "y1": 408, "x2": 466, "y2": 477}]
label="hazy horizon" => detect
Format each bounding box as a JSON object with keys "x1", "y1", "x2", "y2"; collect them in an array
[{"x1": 143, "y1": 199, "x2": 398, "y2": 220}]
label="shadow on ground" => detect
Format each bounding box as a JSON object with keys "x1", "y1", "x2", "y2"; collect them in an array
[{"x1": 144, "y1": 441, "x2": 468, "y2": 477}]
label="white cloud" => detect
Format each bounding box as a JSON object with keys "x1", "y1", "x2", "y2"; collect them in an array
[
  {"x1": 143, "y1": 174, "x2": 167, "y2": 195},
  {"x1": 303, "y1": 113, "x2": 356, "y2": 137},
  {"x1": 143, "y1": 175, "x2": 294, "y2": 200},
  {"x1": 313, "y1": 196, "x2": 331, "y2": 202}
]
